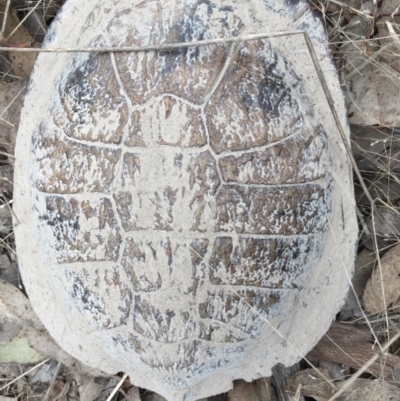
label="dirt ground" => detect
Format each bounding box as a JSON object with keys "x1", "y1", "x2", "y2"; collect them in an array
[{"x1": 1, "y1": 0, "x2": 400, "y2": 400}]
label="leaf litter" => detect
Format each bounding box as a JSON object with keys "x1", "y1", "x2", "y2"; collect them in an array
[{"x1": 1, "y1": 0, "x2": 400, "y2": 400}]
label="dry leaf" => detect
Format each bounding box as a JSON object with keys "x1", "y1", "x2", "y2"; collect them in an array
[
  {"x1": 339, "y1": 249, "x2": 376, "y2": 320},
  {"x1": 228, "y1": 380, "x2": 259, "y2": 401},
  {"x1": 0, "y1": 1, "x2": 37, "y2": 78},
  {"x1": 342, "y1": 7, "x2": 400, "y2": 126},
  {"x1": 78, "y1": 376, "x2": 106, "y2": 401},
  {"x1": 363, "y1": 243, "x2": 400, "y2": 313},
  {"x1": 286, "y1": 368, "x2": 334, "y2": 401},
  {"x1": 287, "y1": 369, "x2": 400, "y2": 401},
  {"x1": 0, "y1": 80, "x2": 25, "y2": 160},
  {"x1": 228, "y1": 378, "x2": 277, "y2": 401},
  {"x1": 361, "y1": 204, "x2": 400, "y2": 252},
  {"x1": 347, "y1": 61, "x2": 400, "y2": 126},
  {"x1": 308, "y1": 322, "x2": 400, "y2": 379}
]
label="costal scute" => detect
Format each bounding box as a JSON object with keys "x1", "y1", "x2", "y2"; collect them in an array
[{"x1": 14, "y1": 1, "x2": 357, "y2": 400}]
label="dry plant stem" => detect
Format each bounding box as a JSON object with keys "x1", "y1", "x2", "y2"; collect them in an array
[
  {"x1": 105, "y1": 373, "x2": 128, "y2": 401},
  {"x1": 5, "y1": 0, "x2": 45, "y2": 41},
  {"x1": 0, "y1": 31, "x2": 305, "y2": 52},
  {"x1": 0, "y1": 359, "x2": 50, "y2": 392},
  {"x1": 1, "y1": 0, "x2": 12, "y2": 37},
  {"x1": 327, "y1": 330, "x2": 400, "y2": 401},
  {"x1": 302, "y1": 32, "x2": 374, "y2": 207}
]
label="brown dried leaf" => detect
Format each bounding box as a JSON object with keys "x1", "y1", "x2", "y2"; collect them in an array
[
  {"x1": 308, "y1": 322, "x2": 400, "y2": 379},
  {"x1": 0, "y1": 80, "x2": 26, "y2": 161},
  {"x1": 339, "y1": 249, "x2": 376, "y2": 320},
  {"x1": 228, "y1": 380, "x2": 259, "y2": 401},
  {"x1": 287, "y1": 369, "x2": 400, "y2": 401},
  {"x1": 228, "y1": 378, "x2": 278, "y2": 401},
  {"x1": 0, "y1": 2, "x2": 36, "y2": 78},
  {"x1": 363, "y1": 242, "x2": 400, "y2": 313},
  {"x1": 286, "y1": 368, "x2": 334, "y2": 401}
]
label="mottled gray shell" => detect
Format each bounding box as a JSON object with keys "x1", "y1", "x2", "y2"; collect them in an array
[{"x1": 14, "y1": 1, "x2": 357, "y2": 400}]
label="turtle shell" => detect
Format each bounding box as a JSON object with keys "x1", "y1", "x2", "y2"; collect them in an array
[{"x1": 14, "y1": 0, "x2": 357, "y2": 400}]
